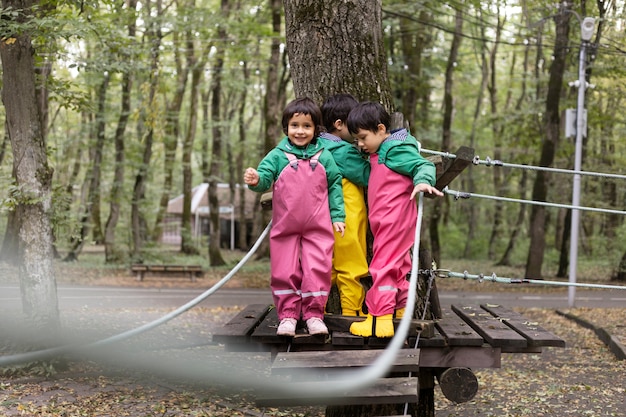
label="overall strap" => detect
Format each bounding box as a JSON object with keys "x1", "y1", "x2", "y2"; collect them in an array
[
  {"x1": 309, "y1": 149, "x2": 324, "y2": 171},
  {"x1": 284, "y1": 151, "x2": 299, "y2": 170}
]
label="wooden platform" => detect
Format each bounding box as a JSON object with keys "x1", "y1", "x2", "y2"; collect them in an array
[{"x1": 213, "y1": 303, "x2": 565, "y2": 414}]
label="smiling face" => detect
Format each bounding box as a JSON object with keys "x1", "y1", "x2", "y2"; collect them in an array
[
  {"x1": 287, "y1": 112, "x2": 316, "y2": 147},
  {"x1": 352, "y1": 124, "x2": 388, "y2": 154}
]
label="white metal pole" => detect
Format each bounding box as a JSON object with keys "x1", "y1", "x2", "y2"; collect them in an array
[{"x1": 568, "y1": 18, "x2": 594, "y2": 307}]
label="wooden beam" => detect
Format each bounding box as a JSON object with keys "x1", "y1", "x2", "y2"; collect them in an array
[{"x1": 255, "y1": 377, "x2": 419, "y2": 407}]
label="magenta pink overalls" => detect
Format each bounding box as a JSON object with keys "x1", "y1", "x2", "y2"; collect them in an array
[
  {"x1": 365, "y1": 153, "x2": 416, "y2": 316},
  {"x1": 270, "y1": 151, "x2": 335, "y2": 321}
]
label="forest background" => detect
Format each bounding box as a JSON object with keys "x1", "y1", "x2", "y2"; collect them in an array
[{"x1": 1, "y1": 0, "x2": 626, "y2": 326}]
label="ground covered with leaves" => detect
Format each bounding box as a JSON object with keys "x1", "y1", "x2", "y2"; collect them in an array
[{"x1": 1, "y1": 255, "x2": 625, "y2": 416}]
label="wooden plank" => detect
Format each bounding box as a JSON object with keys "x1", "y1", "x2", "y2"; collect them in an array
[
  {"x1": 480, "y1": 304, "x2": 566, "y2": 348},
  {"x1": 426, "y1": 146, "x2": 474, "y2": 199},
  {"x1": 270, "y1": 349, "x2": 420, "y2": 375},
  {"x1": 212, "y1": 304, "x2": 272, "y2": 344},
  {"x1": 451, "y1": 304, "x2": 527, "y2": 349},
  {"x1": 255, "y1": 377, "x2": 419, "y2": 407},
  {"x1": 436, "y1": 308, "x2": 484, "y2": 346},
  {"x1": 331, "y1": 331, "x2": 365, "y2": 347},
  {"x1": 419, "y1": 346, "x2": 501, "y2": 368},
  {"x1": 250, "y1": 309, "x2": 326, "y2": 345},
  {"x1": 324, "y1": 315, "x2": 435, "y2": 338}
]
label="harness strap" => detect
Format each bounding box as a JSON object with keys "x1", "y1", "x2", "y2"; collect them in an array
[{"x1": 284, "y1": 149, "x2": 325, "y2": 171}]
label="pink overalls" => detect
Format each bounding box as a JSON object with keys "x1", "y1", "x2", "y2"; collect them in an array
[
  {"x1": 270, "y1": 151, "x2": 335, "y2": 321},
  {"x1": 365, "y1": 153, "x2": 417, "y2": 316}
]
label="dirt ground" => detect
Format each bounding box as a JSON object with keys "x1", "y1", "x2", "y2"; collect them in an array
[{"x1": 1, "y1": 258, "x2": 625, "y2": 416}]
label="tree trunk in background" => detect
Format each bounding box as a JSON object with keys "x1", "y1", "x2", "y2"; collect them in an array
[
  {"x1": 151, "y1": 28, "x2": 190, "y2": 243},
  {"x1": 1, "y1": 0, "x2": 59, "y2": 329},
  {"x1": 181, "y1": 23, "x2": 204, "y2": 256},
  {"x1": 431, "y1": 7, "x2": 463, "y2": 267},
  {"x1": 65, "y1": 72, "x2": 109, "y2": 261},
  {"x1": 207, "y1": 0, "x2": 230, "y2": 267},
  {"x1": 486, "y1": 11, "x2": 505, "y2": 261},
  {"x1": 284, "y1": 0, "x2": 393, "y2": 107},
  {"x1": 525, "y1": 4, "x2": 571, "y2": 279},
  {"x1": 237, "y1": 62, "x2": 250, "y2": 250},
  {"x1": 462, "y1": 9, "x2": 489, "y2": 259},
  {"x1": 105, "y1": 0, "x2": 137, "y2": 262},
  {"x1": 252, "y1": 0, "x2": 287, "y2": 259},
  {"x1": 132, "y1": 0, "x2": 163, "y2": 260}
]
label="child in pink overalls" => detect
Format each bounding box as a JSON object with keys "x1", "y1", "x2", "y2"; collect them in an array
[
  {"x1": 346, "y1": 102, "x2": 443, "y2": 338},
  {"x1": 244, "y1": 97, "x2": 346, "y2": 337}
]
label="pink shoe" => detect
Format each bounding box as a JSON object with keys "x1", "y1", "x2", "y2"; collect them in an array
[
  {"x1": 277, "y1": 318, "x2": 297, "y2": 336},
  {"x1": 306, "y1": 317, "x2": 328, "y2": 335}
]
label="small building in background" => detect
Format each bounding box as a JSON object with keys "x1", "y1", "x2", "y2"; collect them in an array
[{"x1": 162, "y1": 183, "x2": 258, "y2": 249}]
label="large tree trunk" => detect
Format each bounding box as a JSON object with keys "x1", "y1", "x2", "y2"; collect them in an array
[
  {"x1": 0, "y1": 0, "x2": 59, "y2": 329},
  {"x1": 525, "y1": 4, "x2": 571, "y2": 279},
  {"x1": 284, "y1": 0, "x2": 393, "y2": 107}
]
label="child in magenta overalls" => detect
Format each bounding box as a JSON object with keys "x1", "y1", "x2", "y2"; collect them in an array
[
  {"x1": 244, "y1": 98, "x2": 346, "y2": 337},
  {"x1": 346, "y1": 102, "x2": 443, "y2": 338}
]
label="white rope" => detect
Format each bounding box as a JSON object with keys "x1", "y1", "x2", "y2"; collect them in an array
[
  {"x1": 0, "y1": 221, "x2": 273, "y2": 366},
  {"x1": 444, "y1": 187, "x2": 626, "y2": 216},
  {"x1": 421, "y1": 148, "x2": 626, "y2": 181},
  {"x1": 439, "y1": 269, "x2": 626, "y2": 290}
]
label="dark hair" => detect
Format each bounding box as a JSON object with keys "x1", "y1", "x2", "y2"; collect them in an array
[
  {"x1": 346, "y1": 101, "x2": 391, "y2": 135},
  {"x1": 321, "y1": 93, "x2": 359, "y2": 132},
  {"x1": 282, "y1": 97, "x2": 323, "y2": 137}
]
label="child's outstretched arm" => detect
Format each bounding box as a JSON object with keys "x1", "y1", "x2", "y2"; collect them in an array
[
  {"x1": 410, "y1": 183, "x2": 444, "y2": 200},
  {"x1": 243, "y1": 167, "x2": 259, "y2": 186},
  {"x1": 333, "y1": 222, "x2": 346, "y2": 237}
]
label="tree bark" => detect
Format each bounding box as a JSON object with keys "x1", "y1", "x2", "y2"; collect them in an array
[
  {"x1": 525, "y1": 4, "x2": 571, "y2": 279},
  {"x1": 0, "y1": 0, "x2": 59, "y2": 329},
  {"x1": 284, "y1": 0, "x2": 393, "y2": 108}
]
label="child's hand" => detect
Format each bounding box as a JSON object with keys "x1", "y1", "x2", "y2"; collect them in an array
[
  {"x1": 243, "y1": 167, "x2": 259, "y2": 186},
  {"x1": 410, "y1": 183, "x2": 444, "y2": 200},
  {"x1": 333, "y1": 222, "x2": 346, "y2": 237}
]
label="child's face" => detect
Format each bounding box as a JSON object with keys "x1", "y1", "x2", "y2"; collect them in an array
[
  {"x1": 287, "y1": 112, "x2": 316, "y2": 147},
  {"x1": 353, "y1": 124, "x2": 387, "y2": 154}
]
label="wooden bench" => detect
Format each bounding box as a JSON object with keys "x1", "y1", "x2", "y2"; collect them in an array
[
  {"x1": 213, "y1": 303, "x2": 565, "y2": 416},
  {"x1": 130, "y1": 264, "x2": 204, "y2": 282}
]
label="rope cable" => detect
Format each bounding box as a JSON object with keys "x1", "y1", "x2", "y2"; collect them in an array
[
  {"x1": 444, "y1": 187, "x2": 626, "y2": 216},
  {"x1": 421, "y1": 148, "x2": 626, "y2": 181},
  {"x1": 438, "y1": 269, "x2": 626, "y2": 290},
  {"x1": 0, "y1": 220, "x2": 273, "y2": 366}
]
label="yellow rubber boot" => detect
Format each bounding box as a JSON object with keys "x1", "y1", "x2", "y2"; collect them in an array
[
  {"x1": 349, "y1": 314, "x2": 395, "y2": 338},
  {"x1": 394, "y1": 308, "x2": 406, "y2": 319}
]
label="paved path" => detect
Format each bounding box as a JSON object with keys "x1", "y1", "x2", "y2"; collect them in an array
[{"x1": 2, "y1": 285, "x2": 625, "y2": 313}]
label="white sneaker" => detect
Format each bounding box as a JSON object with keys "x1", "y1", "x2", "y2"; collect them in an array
[
  {"x1": 306, "y1": 317, "x2": 328, "y2": 335},
  {"x1": 277, "y1": 318, "x2": 297, "y2": 336}
]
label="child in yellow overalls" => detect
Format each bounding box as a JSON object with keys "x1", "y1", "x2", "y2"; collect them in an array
[{"x1": 319, "y1": 94, "x2": 370, "y2": 316}]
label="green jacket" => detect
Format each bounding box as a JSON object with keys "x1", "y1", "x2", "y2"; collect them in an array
[
  {"x1": 249, "y1": 137, "x2": 346, "y2": 223},
  {"x1": 319, "y1": 132, "x2": 370, "y2": 187},
  {"x1": 376, "y1": 129, "x2": 436, "y2": 186}
]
